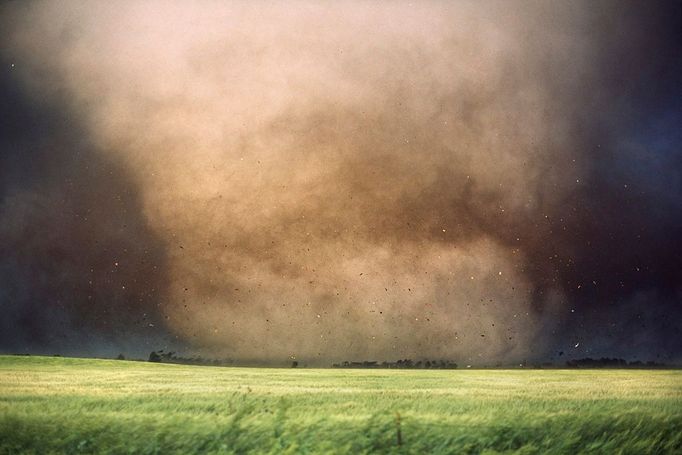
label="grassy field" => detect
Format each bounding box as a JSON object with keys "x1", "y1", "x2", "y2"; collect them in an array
[{"x1": 0, "y1": 356, "x2": 681, "y2": 454}]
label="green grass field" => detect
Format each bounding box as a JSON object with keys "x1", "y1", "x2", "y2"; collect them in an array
[{"x1": 0, "y1": 356, "x2": 681, "y2": 454}]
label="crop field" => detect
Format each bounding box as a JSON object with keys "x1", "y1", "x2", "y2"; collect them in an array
[{"x1": 0, "y1": 356, "x2": 681, "y2": 454}]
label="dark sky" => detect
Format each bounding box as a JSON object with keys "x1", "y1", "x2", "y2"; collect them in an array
[{"x1": 1, "y1": 1, "x2": 681, "y2": 364}]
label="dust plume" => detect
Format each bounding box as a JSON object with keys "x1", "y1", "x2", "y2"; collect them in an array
[{"x1": 1, "y1": 1, "x2": 680, "y2": 364}]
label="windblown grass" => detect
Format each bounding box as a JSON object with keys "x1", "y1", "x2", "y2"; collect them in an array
[{"x1": 0, "y1": 356, "x2": 680, "y2": 454}]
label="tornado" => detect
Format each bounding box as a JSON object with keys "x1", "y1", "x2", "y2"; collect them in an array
[{"x1": 1, "y1": 0, "x2": 680, "y2": 364}]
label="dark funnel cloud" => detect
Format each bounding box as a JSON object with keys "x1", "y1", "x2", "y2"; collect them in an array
[{"x1": 0, "y1": 1, "x2": 680, "y2": 364}]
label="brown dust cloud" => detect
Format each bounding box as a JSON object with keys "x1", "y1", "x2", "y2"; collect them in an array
[{"x1": 1, "y1": 1, "x2": 681, "y2": 365}]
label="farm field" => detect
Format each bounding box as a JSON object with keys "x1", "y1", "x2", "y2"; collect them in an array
[{"x1": 0, "y1": 356, "x2": 681, "y2": 454}]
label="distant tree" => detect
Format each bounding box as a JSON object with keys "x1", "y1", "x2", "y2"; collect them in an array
[
  {"x1": 291, "y1": 361, "x2": 298, "y2": 368},
  {"x1": 148, "y1": 351, "x2": 161, "y2": 362},
  {"x1": 116, "y1": 353, "x2": 125, "y2": 360},
  {"x1": 160, "y1": 351, "x2": 176, "y2": 362}
]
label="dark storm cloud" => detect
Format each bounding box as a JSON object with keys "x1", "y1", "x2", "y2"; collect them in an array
[
  {"x1": 522, "y1": 2, "x2": 682, "y2": 361},
  {"x1": 0, "y1": 0, "x2": 680, "y2": 364},
  {"x1": 0, "y1": 56, "x2": 176, "y2": 357}
]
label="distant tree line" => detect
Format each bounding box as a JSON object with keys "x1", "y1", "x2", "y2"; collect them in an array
[
  {"x1": 332, "y1": 359, "x2": 458, "y2": 369},
  {"x1": 124, "y1": 352, "x2": 670, "y2": 369},
  {"x1": 329, "y1": 358, "x2": 670, "y2": 369},
  {"x1": 563, "y1": 357, "x2": 667, "y2": 368},
  {"x1": 147, "y1": 350, "x2": 234, "y2": 366}
]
